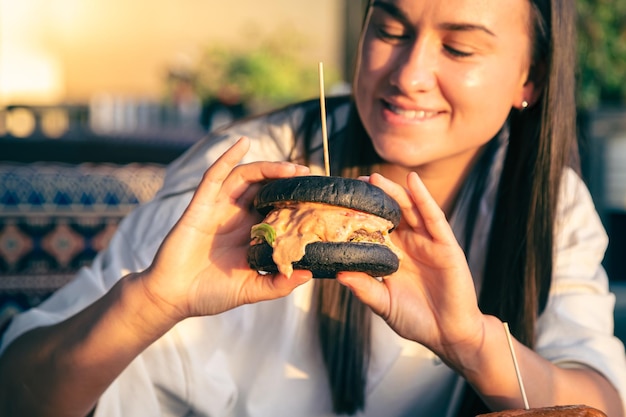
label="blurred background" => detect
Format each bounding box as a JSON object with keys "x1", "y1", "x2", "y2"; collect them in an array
[
  {"x1": 0, "y1": 0, "x2": 368, "y2": 321},
  {"x1": 0, "y1": 0, "x2": 362, "y2": 140},
  {"x1": 0, "y1": 0, "x2": 624, "y2": 324}
]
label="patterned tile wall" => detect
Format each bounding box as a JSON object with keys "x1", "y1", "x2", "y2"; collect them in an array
[{"x1": 0, "y1": 162, "x2": 166, "y2": 330}]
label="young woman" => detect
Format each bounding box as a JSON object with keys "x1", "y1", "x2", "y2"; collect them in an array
[{"x1": 1, "y1": 1, "x2": 625, "y2": 416}]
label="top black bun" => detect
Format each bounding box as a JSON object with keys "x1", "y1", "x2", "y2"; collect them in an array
[{"x1": 254, "y1": 176, "x2": 401, "y2": 227}]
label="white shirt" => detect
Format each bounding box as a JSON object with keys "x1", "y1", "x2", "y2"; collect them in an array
[{"x1": 2, "y1": 100, "x2": 626, "y2": 417}]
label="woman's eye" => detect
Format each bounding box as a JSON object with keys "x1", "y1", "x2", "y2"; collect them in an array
[
  {"x1": 375, "y1": 26, "x2": 410, "y2": 42},
  {"x1": 444, "y1": 45, "x2": 473, "y2": 58}
]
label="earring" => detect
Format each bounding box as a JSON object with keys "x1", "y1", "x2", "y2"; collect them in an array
[{"x1": 521, "y1": 100, "x2": 529, "y2": 109}]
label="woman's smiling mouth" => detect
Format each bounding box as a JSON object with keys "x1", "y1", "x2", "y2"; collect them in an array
[{"x1": 383, "y1": 101, "x2": 441, "y2": 121}]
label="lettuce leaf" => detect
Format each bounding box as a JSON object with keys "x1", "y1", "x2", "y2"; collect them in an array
[{"x1": 250, "y1": 223, "x2": 276, "y2": 245}]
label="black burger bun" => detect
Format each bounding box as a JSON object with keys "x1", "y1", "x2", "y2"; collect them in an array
[
  {"x1": 248, "y1": 241, "x2": 400, "y2": 278},
  {"x1": 248, "y1": 176, "x2": 401, "y2": 278},
  {"x1": 253, "y1": 176, "x2": 401, "y2": 227}
]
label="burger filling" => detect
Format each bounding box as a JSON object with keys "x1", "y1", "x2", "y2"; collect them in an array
[{"x1": 250, "y1": 201, "x2": 401, "y2": 277}]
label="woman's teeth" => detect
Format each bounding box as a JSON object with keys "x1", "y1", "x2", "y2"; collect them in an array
[{"x1": 388, "y1": 104, "x2": 437, "y2": 119}]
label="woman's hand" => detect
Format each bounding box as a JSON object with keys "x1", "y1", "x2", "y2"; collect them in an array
[
  {"x1": 139, "y1": 137, "x2": 313, "y2": 322},
  {"x1": 337, "y1": 172, "x2": 486, "y2": 363}
]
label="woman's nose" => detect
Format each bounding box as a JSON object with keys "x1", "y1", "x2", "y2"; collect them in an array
[{"x1": 389, "y1": 38, "x2": 437, "y2": 94}]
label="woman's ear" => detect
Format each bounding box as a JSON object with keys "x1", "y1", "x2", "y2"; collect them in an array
[{"x1": 516, "y1": 63, "x2": 546, "y2": 110}]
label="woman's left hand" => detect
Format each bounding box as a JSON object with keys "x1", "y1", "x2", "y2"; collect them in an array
[{"x1": 337, "y1": 172, "x2": 486, "y2": 363}]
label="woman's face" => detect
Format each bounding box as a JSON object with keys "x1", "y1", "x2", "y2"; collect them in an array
[{"x1": 354, "y1": 0, "x2": 537, "y2": 173}]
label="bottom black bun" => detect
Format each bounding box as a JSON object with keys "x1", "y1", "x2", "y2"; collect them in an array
[{"x1": 247, "y1": 241, "x2": 399, "y2": 278}]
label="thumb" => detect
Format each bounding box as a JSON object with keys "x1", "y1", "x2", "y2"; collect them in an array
[
  {"x1": 254, "y1": 270, "x2": 313, "y2": 301},
  {"x1": 336, "y1": 272, "x2": 389, "y2": 313}
]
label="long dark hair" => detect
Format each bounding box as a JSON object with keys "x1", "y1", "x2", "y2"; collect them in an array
[
  {"x1": 458, "y1": 1, "x2": 578, "y2": 414},
  {"x1": 294, "y1": 0, "x2": 579, "y2": 415}
]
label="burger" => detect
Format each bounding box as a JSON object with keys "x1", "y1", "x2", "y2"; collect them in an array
[
  {"x1": 247, "y1": 175, "x2": 402, "y2": 278},
  {"x1": 476, "y1": 405, "x2": 607, "y2": 416}
]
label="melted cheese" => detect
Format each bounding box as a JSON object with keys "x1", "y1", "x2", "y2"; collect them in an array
[{"x1": 254, "y1": 202, "x2": 400, "y2": 277}]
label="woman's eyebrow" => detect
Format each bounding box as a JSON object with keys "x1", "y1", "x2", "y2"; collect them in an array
[
  {"x1": 371, "y1": 1, "x2": 496, "y2": 38},
  {"x1": 438, "y1": 22, "x2": 496, "y2": 37},
  {"x1": 371, "y1": 1, "x2": 411, "y2": 24}
]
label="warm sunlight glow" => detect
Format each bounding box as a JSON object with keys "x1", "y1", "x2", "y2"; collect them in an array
[
  {"x1": 0, "y1": 0, "x2": 342, "y2": 107},
  {"x1": 0, "y1": 0, "x2": 65, "y2": 105},
  {"x1": 0, "y1": 49, "x2": 65, "y2": 106}
]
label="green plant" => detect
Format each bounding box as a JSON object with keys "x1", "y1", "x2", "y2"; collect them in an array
[
  {"x1": 192, "y1": 31, "x2": 341, "y2": 112},
  {"x1": 576, "y1": 0, "x2": 626, "y2": 109}
]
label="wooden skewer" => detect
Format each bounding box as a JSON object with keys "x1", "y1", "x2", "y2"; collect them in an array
[
  {"x1": 318, "y1": 62, "x2": 331, "y2": 177},
  {"x1": 503, "y1": 322, "x2": 530, "y2": 410}
]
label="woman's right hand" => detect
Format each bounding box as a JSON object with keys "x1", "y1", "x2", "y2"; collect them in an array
[
  {"x1": 137, "y1": 136, "x2": 313, "y2": 323},
  {"x1": 0, "y1": 137, "x2": 313, "y2": 417}
]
